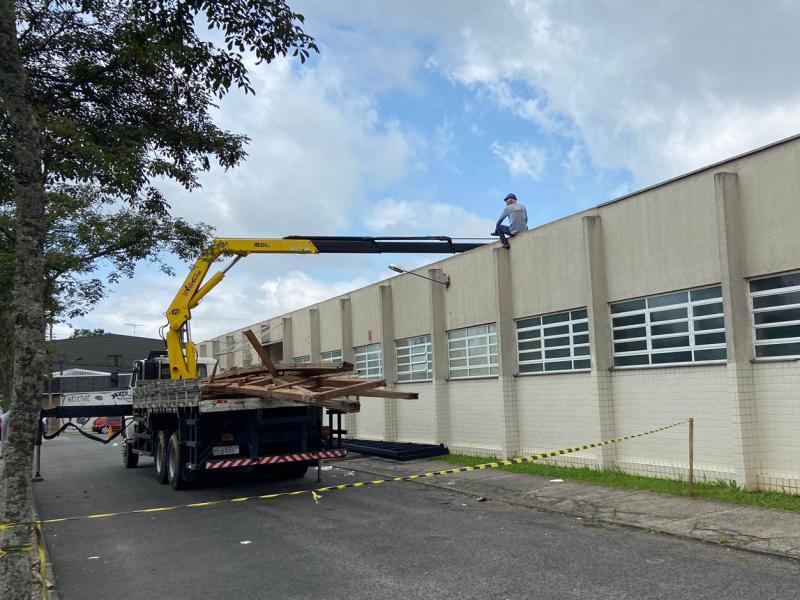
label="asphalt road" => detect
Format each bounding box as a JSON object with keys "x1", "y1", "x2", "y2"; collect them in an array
[{"x1": 33, "y1": 434, "x2": 800, "y2": 600}]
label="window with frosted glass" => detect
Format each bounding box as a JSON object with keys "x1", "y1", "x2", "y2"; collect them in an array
[
  {"x1": 396, "y1": 335, "x2": 433, "y2": 382},
  {"x1": 516, "y1": 308, "x2": 590, "y2": 373},
  {"x1": 321, "y1": 349, "x2": 342, "y2": 364},
  {"x1": 611, "y1": 285, "x2": 726, "y2": 367},
  {"x1": 354, "y1": 343, "x2": 382, "y2": 378},
  {"x1": 447, "y1": 324, "x2": 498, "y2": 379},
  {"x1": 750, "y1": 272, "x2": 800, "y2": 359}
]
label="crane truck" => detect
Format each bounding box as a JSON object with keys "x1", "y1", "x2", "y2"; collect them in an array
[{"x1": 123, "y1": 236, "x2": 484, "y2": 489}]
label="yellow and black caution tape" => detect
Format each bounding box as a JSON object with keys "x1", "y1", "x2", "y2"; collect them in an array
[
  {"x1": 0, "y1": 543, "x2": 34, "y2": 559},
  {"x1": 0, "y1": 420, "x2": 687, "y2": 531},
  {"x1": 0, "y1": 522, "x2": 50, "y2": 598},
  {"x1": 35, "y1": 520, "x2": 50, "y2": 600}
]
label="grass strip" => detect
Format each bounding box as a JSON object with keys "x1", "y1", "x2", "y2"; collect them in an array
[{"x1": 439, "y1": 454, "x2": 800, "y2": 513}]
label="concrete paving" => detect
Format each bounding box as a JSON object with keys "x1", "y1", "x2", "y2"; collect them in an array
[
  {"x1": 29, "y1": 435, "x2": 800, "y2": 599},
  {"x1": 346, "y1": 456, "x2": 800, "y2": 560}
]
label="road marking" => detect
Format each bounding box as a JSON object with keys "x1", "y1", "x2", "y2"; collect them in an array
[{"x1": 1, "y1": 420, "x2": 687, "y2": 531}]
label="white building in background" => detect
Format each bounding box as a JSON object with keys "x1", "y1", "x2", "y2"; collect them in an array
[{"x1": 199, "y1": 134, "x2": 800, "y2": 494}]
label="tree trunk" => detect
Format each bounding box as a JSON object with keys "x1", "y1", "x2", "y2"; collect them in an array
[{"x1": 0, "y1": 1, "x2": 48, "y2": 597}]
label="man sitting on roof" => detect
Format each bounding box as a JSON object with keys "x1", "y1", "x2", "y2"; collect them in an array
[{"x1": 492, "y1": 193, "x2": 528, "y2": 249}]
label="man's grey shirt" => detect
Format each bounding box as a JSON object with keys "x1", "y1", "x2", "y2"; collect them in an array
[{"x1": 497, "y1": 202, "x2": 528, "y2": 235}]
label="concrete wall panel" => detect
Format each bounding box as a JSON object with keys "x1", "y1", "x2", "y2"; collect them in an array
[
  {"x1": 511, "y1": 218, "x2": 588, "y2": 318},
  {"x1": 753, "y1": 362, "x2": 800, "y2": 491},
  {"x1": 395, "y1": 384, "x2": 436, "y2": 444},
  {"x1": 602, "y1": 174, "x2": 721, "y2": 302},
  {"x1": 289, "y1": 309, "x2": 311, "y2": 358},
  {"x1": 611, "y1": 366, "x2": 735, "y2": 480},
  {"x1": 318, "y1": 298, "x2": 343, "y2": 352},
  {"x1": 447, "y1": 379, "x2": 503, "y2": 455},
  {"x1": 515, "y1": 373, "x2": 600, "y2": 464},
  {"x1": 391, "y1": 274, "x2": 433, "y2": 340},
  {"x1": 355, "y1": 398, "x2": 385, "y2": 440},
  {"x1": 443, "y1": 246, "x2": 497, "y2": 331},
  {"x1": 733, "y1": 143, "x2": 800, "y2": 278},
  {"x1": 351, "y1": 287, "x2": 382, "y2": 347}
]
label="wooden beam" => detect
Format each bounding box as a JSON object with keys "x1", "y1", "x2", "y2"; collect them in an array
[
  {"x1": 309, "y1": 379, "x2": 386, "y2": 402},
  {"x1": 230, "y1": 384, "x2": 360, "y2": 412},
  {"x1": 271, "y1": 376, "x2": 316, "y2": 390},
  {"x1": 243, "y1": 329, "x2": 279, "y2": 378}
]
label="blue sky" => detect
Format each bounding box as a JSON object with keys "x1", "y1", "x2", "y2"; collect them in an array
[{"x1": 57, "y1": 0, "x2": 800, "y2": 342}]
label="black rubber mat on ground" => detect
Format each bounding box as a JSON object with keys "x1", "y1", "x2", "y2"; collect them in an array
[{"x1": 343, "y1": 439, "x2": 449, "y2": 461}]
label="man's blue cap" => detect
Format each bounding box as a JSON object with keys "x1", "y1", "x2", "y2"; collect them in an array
[{"x1": 504, "y1": 193, "x2": 517, "y2": 201}]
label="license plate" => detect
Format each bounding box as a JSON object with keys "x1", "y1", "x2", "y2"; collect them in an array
[{"x1": 212, "y1": 445, "x2": 239, "y2": 457}]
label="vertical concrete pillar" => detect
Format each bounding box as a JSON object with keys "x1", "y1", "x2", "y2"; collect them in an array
[
  {"x1": 339, "y1": 297, "x2": 357, "y2": 438},
  {"x1": 379, "y1": 285, "x2": 397, "y2": 441},
  {"x1": 429, "y1": 268, "x2": 450, "y2": 445},
  {"x1": 581, "y1": 215, "x2": 616, "y2": 467},
  {"x1": 281, "y1": 317, "x2": 293, "y2": 363},
  {"x1": 492, "y1": 248, "x2": 520, "y2": 459},
  {"x1": 715, "y1": 172, "x2": 760, "y2": 490},
  {"x1": 309, "y1": 308, "x2": 321, "y2": 363}
]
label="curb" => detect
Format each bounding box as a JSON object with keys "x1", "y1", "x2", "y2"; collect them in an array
[
  {"x1": 339, "y1": 462, "x2": 800, "y2": 564},
  {"x1": 30, "y1": 503, "x2": 58, "y2": 600}
]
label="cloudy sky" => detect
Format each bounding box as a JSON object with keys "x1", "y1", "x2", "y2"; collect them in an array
[{"x1": 57, "y1": 0, "x2": 800, "y2": 342}]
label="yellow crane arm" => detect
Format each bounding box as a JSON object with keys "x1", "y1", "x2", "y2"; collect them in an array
[
  {"x1": 165, "y1": 238, "x2": 318, "y2": 379},
  {"x1": 164, "y1": 235, "x2": 486, "y2": 379}
]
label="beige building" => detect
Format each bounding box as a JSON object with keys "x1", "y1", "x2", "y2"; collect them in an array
[{"x1": 199, "y1": 134, "x2": 800, "y2": 493}]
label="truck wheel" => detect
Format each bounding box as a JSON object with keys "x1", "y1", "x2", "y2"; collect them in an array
[
  {"x1": 167, "y1": 433, "x2": 188, "y2": 490},
  {"x1": 154, "y1": 431, "x2": 169, "y2": 484},
  {"x1": 274, "y1": 463, "x2": 309, "y2": 479},
  {"x1": 122, "y1": 442, "x2": 139, "y2": 468}
]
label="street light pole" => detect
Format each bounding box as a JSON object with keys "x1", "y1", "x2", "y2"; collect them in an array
[{"x1": 388, "y1": 264, "x2": 450, "y2": 288}]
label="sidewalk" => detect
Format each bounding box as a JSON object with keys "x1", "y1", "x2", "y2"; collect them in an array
[{"x1": 341, "y1": 456, "x2": 800, "y2": 560}]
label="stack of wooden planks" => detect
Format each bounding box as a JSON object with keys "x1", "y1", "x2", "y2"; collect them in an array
[{"x1": 199, "y1": 329, "x2": 417, "y2": 413}]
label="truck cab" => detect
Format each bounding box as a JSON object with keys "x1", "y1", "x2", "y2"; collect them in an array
[{"x1": 130, "y1": 352, "x2": 218, "y2": 387}]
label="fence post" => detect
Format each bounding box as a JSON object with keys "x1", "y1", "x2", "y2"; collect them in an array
[{"x1": 688, "y1": 417, "x2": 694, "y2": 497}]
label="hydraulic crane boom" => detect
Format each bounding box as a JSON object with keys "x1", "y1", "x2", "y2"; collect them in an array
[{"x1": 165, "y1": 236, "x2": 485, "y2": 379}]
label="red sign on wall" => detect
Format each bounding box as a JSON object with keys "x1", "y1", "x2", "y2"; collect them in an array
[{"x1": 368, "y1": 330, "x2": 373, "y2": 342}]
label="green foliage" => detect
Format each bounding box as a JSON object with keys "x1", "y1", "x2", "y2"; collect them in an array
[
  {"x1": 69, "y1": 328, "x2": 106, "y2": 338},
  {"x1": 0, "y1": 0, "x2": 317, "y2": 402},
  {"x1": 442, "y1": 454, "x2": 800, "y2": 513}
]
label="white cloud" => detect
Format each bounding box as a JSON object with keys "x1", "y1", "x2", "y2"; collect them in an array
[
  {"x1": 57, "y1": 265, "x2": 374, "y2": 343},
  {"x1": 364, "y1": 198, "x2": 495, "y2": 238},
  {"x1": 258, "y1": 271, "x2": 370, "y2": 317},
  {"x1": 489, "y1": 141, "x2": 546, "y2": 180},
  {"x1": 312, "y1": 0, "x2": 800, "y2": 185},
  {"x1": 432, "y1": 118, "x2": 456, "y2": 161},
  {"x1": 160, "y1": 57, "x2": 415, "y2": 237}
]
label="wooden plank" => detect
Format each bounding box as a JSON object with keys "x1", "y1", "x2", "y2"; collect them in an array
[
  {"x1": 278, "y1": 363, "x2": 355, "y2": 376},
  {"x1": 212, "y1": 366, "x2": 273, "y2": 381},
  {"x1": 310, "y1": 379, "x2": 386, "y2": 402},
  {"x1": 208, "y1": 362, "x2": 218, "y2": 383},
  {"x1": 243, "y1": 329, "x2": 279, "y2": 378},
  {"x1": 270, "y1": 376, "x2": 315, "y2": 390},
  {"x1": 231, "y1": 384, "x2": 360, "y2": 412}
]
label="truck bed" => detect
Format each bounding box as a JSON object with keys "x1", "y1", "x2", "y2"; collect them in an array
[{"x1": 132, "y1": 379, "x2": 345, "y2": 414}]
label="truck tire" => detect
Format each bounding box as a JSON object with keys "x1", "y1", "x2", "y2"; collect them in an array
[
  {"x1": 155, "y1": 431, "x2": 169, "y2": 484},
  {"x1": 167, "y1": 433, "x2": 188, "y2": 490},
  {"x1": 122, "y1": 442, "x2": 139, "y2": 468}
]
